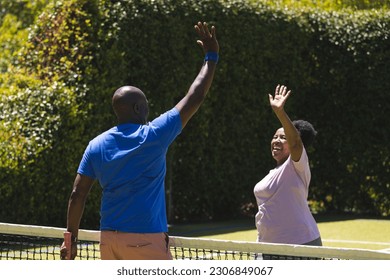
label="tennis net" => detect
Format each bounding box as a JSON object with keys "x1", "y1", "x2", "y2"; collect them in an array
[{"x1": 1, "y1": 222, "x2": 389, "y2": 260}]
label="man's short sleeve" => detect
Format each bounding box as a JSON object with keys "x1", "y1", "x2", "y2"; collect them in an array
[
  {"x1": 150, "y1": 107, "x2": 182, "y2": 148},
  {"x1": 77, "y1": 144, "x2": 96, "y2": 179}
]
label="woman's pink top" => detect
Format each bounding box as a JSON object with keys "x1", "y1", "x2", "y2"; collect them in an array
[{"x1": 253, "y1": 148, "x2": 320, "y2": 244}]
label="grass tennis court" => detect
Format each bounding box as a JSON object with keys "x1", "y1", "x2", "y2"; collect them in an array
[
  {"x1": 2, "y1": 221, "x2": 390, "y2": 260},
  {"x1": 1, "y1": 214, "x2": 390, "y2": 260},
  {"x1": 169, "y1": 214, "x2": 390, "y2": 251}
]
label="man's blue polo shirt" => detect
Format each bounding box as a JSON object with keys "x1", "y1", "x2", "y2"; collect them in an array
[{"x1": 77, "y1": 108, "x2": 182, "y2": 233}]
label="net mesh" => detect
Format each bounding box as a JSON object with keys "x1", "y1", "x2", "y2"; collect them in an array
[
  {"x1": 0, "y1": 233, "x2": 99, "y2": 260},
  {"x1": 1, "y1": 223, "x2": 389, "y2": 260}
]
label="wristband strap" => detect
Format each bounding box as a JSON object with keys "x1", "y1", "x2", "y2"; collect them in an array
[{"x1": 204, "y1": 52, "x2": 219, "y2": 63}]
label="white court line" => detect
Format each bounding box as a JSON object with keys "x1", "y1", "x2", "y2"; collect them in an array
[
  {"x1": 323, "y1": 239, "x2": 390, "y2": 246},
  {"x1": 379, "y1": 248, "x2": 390, "y2": 252}
]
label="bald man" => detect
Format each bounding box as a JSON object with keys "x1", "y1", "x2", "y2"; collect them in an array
[{"x1": 60, "y1": 22, "x2": 219, "y2": 260}]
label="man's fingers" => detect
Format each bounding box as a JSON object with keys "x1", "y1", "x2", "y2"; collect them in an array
[
  {"x1": 203, "y1": 22, "x2": 211, "y2": 36},
  {"x1": 60, "y1": 247, "x2": 67, "y2": 260},
  {"x1": 195, "y1": 22, "x2": 213, "y2": 39},
  {"x1": 194, "y1": 22, "x2": 203, "y2": 35},
  {"x1": 195, "y1": 22, "x2": 205, "y2": 35},
  {"x1": 211, "y1": 26, "x2": 216, "y2": 39}
]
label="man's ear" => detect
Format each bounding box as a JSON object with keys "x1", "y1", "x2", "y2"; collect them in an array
[{"x1": 133, "y1": 103, "x2": 139, "y2": 114}]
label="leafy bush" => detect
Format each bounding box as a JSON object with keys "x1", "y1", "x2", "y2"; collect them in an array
[
  {"x1": 253, "y1": 0, "x2": 390, "y2": 10},
  {"x1": 1, "y1": 0, "x2": 389, "y2": 228},
  {"x1": 0, "y1": 0, "x2": 100, "y2": 226}
]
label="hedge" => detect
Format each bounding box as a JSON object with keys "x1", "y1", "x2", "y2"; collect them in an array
[{"x1": 0, "y1": 0, "x2": 389, "y2": 228}]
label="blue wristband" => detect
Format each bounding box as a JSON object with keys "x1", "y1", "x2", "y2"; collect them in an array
[{"x1": 204, "y1": 52, "x2": 219, "y2": 63}]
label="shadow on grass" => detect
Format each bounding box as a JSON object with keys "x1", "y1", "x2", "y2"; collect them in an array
[
  {"x1": 314, "y1": 212, "x2": 390, "y2": 223},
  {"x1": 168, "y1": 212, "x2": 390, "y2": 238},
  {"x1": 168, "y1": 217, "x2": 255, "y2": 237}
]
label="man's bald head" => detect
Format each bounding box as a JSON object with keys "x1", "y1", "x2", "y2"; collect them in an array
[{"x1": 112, "y1": 86, "x2": 149, "y2": 124}]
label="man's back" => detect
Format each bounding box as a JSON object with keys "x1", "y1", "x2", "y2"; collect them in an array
[{"x1": 77, "y1": 108, "x2": 182, "y2": 232}]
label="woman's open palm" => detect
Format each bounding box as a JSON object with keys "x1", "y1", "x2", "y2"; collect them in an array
[{"x1": 269, "y1": 84, "x2": 291, "y2": 112}]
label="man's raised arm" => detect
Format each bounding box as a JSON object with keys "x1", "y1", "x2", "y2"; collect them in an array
[{"x1": 175, "y1": 21, "x2": 219, "y2": 128}]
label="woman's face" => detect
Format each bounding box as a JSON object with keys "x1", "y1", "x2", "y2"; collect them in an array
[{"x1": 271, "y1": 128, "x2": 290, "y2": 165}]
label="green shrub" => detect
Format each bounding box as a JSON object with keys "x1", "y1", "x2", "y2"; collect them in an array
[
  {"x1": 252, "y1": 0, "x2": 390, "y2": 10},
  {"x1": 1, "y1": 0, "x2": 389, "y2": 227}
]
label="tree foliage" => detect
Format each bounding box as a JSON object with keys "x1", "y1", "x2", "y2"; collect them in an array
[
  {"x1": 1, "y1": 0, "x2": 389, "y2": 228},
  {"x1": 253, "y1": 0, "x2": 390, "y2": 10}
]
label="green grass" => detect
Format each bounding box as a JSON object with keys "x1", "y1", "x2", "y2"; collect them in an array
[
  {"x1": 169, "y1": 214, "x2": 390, "y2": 251},
  {"x1": 318, "y1": 219, "x2": 390, "y2": 250}
]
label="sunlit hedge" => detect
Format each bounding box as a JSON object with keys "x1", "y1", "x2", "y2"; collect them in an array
[{"x1": 1, "y1": 0, "x2": 389, "y2": 228}]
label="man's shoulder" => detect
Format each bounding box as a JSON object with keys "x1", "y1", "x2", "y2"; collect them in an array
[
  {"x1": 88, "y1": 127, "x2": 116, "y2": 147},
  {"x1": 149, "y1": 107, "x2": 180, "y2": 127}
]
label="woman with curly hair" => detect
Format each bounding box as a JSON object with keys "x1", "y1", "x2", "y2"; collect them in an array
[{"x1": 253, "y1": 85, "x2": 322, "y2": 246}]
